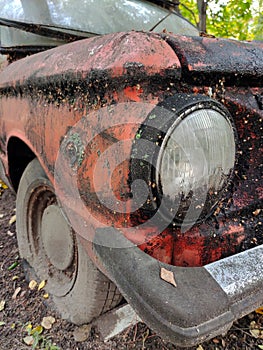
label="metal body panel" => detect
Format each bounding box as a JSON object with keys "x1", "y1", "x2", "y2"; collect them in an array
[
  {"x1": 206, "y1": 245, "x2": 263, "y2": 302},
  {"x1": 0, "y1": 32, "x2": 262, "y2": 266},
  {"x1": 0, "y1": 28, "x2": 262, "y2": 345},
  {"x1": 163, "y1": 34, "x2": 263, "y2": 82}
]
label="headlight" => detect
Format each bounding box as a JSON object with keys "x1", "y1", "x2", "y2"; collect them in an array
[
  {"x1": 156, "y1": 102, "x2": 235, "y2": 222},
  {"x1": 130, "y1": 94, "x2": 236, "y2": 226}
]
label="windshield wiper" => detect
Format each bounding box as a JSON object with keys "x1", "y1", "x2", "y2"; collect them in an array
[
  {"x1": 148, "y1": 0, "x2": 180, "y2": 11},
  {"x1": 0, "y1": 17, "x2": 99, "y2": 42},
  {"x1": 149, "y1": 11, "x2": 173, "y2": 31}
]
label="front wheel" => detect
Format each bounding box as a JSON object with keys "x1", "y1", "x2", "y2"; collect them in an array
[{"x1": 16, "y1": 158, "x2": 122, "y2": 324}]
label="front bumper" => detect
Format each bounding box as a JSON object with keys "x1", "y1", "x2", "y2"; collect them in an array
[{"x1": 93, "y1": 228, "x2": 263, "y2": 347}]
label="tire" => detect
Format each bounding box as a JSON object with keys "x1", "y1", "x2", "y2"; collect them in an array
[{"x1": 16, "y1": 158, "x2": 122, "y2": 324}]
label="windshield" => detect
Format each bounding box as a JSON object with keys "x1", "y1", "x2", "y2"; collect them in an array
[{"x1": 0, "y1": 0, "x2": 198, "y2": 48}]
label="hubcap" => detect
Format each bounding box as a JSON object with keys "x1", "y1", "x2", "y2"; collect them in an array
[{"x1": 42, "y1": 204, "x2": 74, "y2": 271}]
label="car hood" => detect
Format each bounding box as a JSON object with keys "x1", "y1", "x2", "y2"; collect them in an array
[{"x1": 163, "y1": 34, "x2": 263, "y2": 85}]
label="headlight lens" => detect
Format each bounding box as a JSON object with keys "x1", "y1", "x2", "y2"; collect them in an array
[
  {"x1": 157, "y1": 107, "x2": 235, "y2": 197},
  {"x1": 156, "y1": 103, "x2": 236, "y2": 223}
]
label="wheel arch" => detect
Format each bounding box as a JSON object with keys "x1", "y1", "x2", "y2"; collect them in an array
[{"x1": 7, "y1": 136, "x2": 36, "y2": 191}]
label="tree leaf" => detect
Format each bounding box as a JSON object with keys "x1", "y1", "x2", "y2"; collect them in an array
[
  {"x1": 29, "y1": 280, "x2": 38, "y2": 291},
  {"x1": 0, "y1": 180, "x2": 8, "y2": 189},
  {"x1": 160, "y1": 267, "x2": 177, "y2": 287},
  {"x1": 8, "y1": 261, "x2": 19, "y2": 270},
  {"x1": 12, "y1": 287, "x2": 21, "y2": 299},
  {"x1": 256, "y1": 307, "x2": 263, "y2": 315},
  {"x1": 41, "y1": 316, "x2": 56, "y2": 330},
  {"x1": 73, "y1": 324, "x2": 92, "y2": 342},
  {"x1": 38, "y1": 280, "x2": 46, "y2": 291},
  {"x1": 250, "y1": 328, "x2": 261, "y2": 338},
  {"x1": 196, "y1": 345, "x2": 204, "y2": 350},
  {"x1": 25, "y1": 323, "x2": 33, "y2": 335},
  {"x1": 253, "y1": 209, "x2": 261, "y2": 216},
  {"x1": 32, "y1": 325, "x2": 43, "y2": 335},
  {"x1": 250, "y1": 321, "x2": 263, "y2": 339},
  {"x1": 8, "y1": 214, "x2": 16, "y2": 225},
  {"x1": 23, "y1": 336, "x2": 34, "y2": 346},
  {"x1": 0, "y1": 300, "x2": 5, "y2": 311}
]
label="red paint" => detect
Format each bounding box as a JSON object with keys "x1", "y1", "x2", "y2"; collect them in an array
[{"x1": 172, "y1": 224, "x2": 245, "y2": 267}]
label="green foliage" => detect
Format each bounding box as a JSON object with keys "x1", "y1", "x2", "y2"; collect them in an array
[
  {"x1": 180, "y1": 0, "x2": 199, "y2": 28},
  {"x1": 179, "y1": 0, "x2": 263, "y2": 41},
  {"x1": 207, "y1": 0, "x2": 253, "y2": 40},
  {"x1": 254, "y1": 14, "x2": 263, "y2": 40},
  {"x1": 25, "y1": 324, "x2": 60, "y2": 350},
  {"x1": 252, "y1": 0, "x2": 263, "y2": 39}
]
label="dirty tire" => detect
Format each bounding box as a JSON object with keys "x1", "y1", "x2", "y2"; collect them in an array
[{"x1": 16, "y1": 158, "x2": 122, "y2": 324}]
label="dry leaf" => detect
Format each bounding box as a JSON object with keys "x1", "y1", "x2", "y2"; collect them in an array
[
  {"x1": 258, "y1": 345, "x2": 263, "y2": 349},
  {"x1": 196, "y1": 346, "x2": 204, "y2": 350},
  {"x1": 256, "y1": 307, "x2": 263, "y2": 315},
  {"x1": 26, "y1": 323, "x2": 32, "y2": 332},
  {"x1": 31, "y1": 325, "x2": 43, "y2": 335},
  {"x1": 250, "y1": 321, "x2": 263, "y2": 339},
  {"x1": 0, "y1": 321, "x2": 5, "y2": 326},
  {"x1": 9, "y1": 215, "x2": 16, "y2": 225},
  {"x1": 29, "y1": 280, "x2": 38, "y2": 290},
  {"x1": 250, "y1": 328, "x2": 261, "y2": 338},
  {"x1": 0, "y1": 300, "x2": 5, "y2": 311},
  {"x1": 12, "y1": 287, "x2": 21, "y2": 299},
  {"x1": 23, "y1": 336, "x2": 34, "y2": 346},
  {"x1": 160, "y1": 267, "x2": 177, "y2": 287},
  {"x1": 43, "y1": 293, "x2": 49, "y2": 299},
  {"x1": 0, "y1": 180, "x2": 8, "y2": 189},
  {"x1": 21, "y1": 291, "x2": 26, "y2": 298},
  {"x1": 73, "y1": 324, "x2": 92, "y2": 342},
  {"x1": 253, "y1": 209, "x2": 261, "y2": 216},
  {"x1": 212, "y1": 338, "x2": 220, "y2": 344},
  {"x1": 41, "y1": 316, "x2": 56, "y2": 330},
  {"x1": 38, "y1": 280, "x2": 46, "y2": 291}
]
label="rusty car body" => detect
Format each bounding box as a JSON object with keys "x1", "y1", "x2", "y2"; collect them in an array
[{"x1": 0, "y1": 0, "x2": 262, "y2": 347}]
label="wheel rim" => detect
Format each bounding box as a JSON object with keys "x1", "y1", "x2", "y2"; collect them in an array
[{"x1": 27, "y1": 182, "x2": 77, "y2": 297}]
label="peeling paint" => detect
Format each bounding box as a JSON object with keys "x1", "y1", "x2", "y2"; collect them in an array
[{"x1": 0, "y1": 31, "x2": 262, "y2": 267}]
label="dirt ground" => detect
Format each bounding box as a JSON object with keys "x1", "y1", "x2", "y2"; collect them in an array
[{"x1": 0, "y1": 188, "x2": 263, "y2": 350}]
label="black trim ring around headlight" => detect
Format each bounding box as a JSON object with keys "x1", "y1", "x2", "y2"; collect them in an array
[{"x1": 129, "y1": 93, "x2": 237, "y2": 227}]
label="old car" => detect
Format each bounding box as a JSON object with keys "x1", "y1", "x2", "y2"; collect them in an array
[{"x1": 0, "y1": 0, "x2": 262, "y2": 347}]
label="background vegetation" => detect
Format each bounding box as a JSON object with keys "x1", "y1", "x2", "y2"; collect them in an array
[{"x1": 179, "y1": 0, "x2": 263, "y2": 40}]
